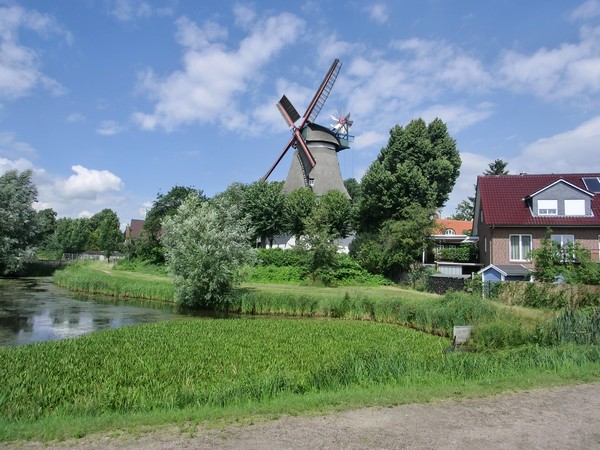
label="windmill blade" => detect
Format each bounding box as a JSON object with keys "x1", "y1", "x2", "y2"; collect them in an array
[
  {"x1": 301, "y1": 59, "x2": 342, "y2": 126},
  {"x1": 294, "y1": 129, "x2": 316, "y2": 168},
  {"x1": 276, "y1": 95, "x2": 300, "y2": 127},
  {"x1": 262, "y1": 135, "x2": 296, "y2": 181}
]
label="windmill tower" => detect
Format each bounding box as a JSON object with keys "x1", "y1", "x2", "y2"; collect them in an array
[{"x1": 262, "y1": 59, "x2": 353, "y2": 198}]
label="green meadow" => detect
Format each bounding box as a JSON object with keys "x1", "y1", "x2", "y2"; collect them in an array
[{"x1": 0, "y1": 262, "x2": 596, "y2": 442}]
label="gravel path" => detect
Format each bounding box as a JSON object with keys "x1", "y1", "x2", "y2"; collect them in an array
[{"x1": 4, "y1": 382, "x2": 600, "y2": 450}]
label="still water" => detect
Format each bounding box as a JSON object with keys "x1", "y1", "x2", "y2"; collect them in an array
[{"x1": 0, "y1": 277, "x2": 192, "y2": 347}]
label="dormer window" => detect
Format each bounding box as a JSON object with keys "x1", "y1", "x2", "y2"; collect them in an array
[
  {"x1": 444, "y1": 228, "x2": 456, "y2": 235},
  {"x1": 538, "y1": 200, "x2": 557, "y2": 216}
]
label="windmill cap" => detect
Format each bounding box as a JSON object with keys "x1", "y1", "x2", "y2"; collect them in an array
[{"x1": 302, "y1": 123, "x2": 341, "y2": 148}]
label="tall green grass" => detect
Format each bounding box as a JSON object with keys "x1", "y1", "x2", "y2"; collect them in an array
[
  {"x1": 53, "y1": 263, "x2": 174, "y2": 301},
  {"x1": 1, "y1": 318, "x2": 598, "y2": 435},
  {"x1": 234, "y1": 290, "x2": 505, "y2": 337}
]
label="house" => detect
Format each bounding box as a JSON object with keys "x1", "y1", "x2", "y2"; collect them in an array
[
  {"x1": 124, "y1": 219, "x2": 145, "y2": 241},
  {"x1": 473, "y1": 173, "x2": 600, "y2": 269},
  {"x1": 424, "y1": 218, "x2": 480, "y2": 276}
]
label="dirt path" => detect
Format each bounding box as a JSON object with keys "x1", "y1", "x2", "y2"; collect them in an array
[{"x1": 5, "y1": 382, "x2": 600, "y2": 449}]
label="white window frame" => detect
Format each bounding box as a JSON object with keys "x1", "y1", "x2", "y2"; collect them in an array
[
  {"x1": 509, "y1": 234, "x2": 532, "y2": 261},
  {"x1": 537, "y1": 199, "x2": 557, "y2": 216},
  {"x1": 444, "y1": 228, "x2": 456, "y2": 235},
  {"x1": 551, "y1": 234, "x2": 575, "y2": 247},
  {"x1": 564, "y1": 199, "x2": 585, "y2": 216}
]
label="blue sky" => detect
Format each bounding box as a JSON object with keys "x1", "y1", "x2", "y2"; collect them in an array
[{"x1": 2, "y1": 0, "x2": 600, "y2": 227}]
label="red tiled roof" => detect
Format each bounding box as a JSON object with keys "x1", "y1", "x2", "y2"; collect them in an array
[
  {"x1": 478, "y1": 173, "x2": 600, "y2": 226},
  {"x1": 435, "y1": 218, "x2": 472, "y2": 235}
]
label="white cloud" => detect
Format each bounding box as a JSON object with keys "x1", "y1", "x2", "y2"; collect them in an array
[
  {"x1": 442, "y1": 152, "x2": 491, "y2": 217},
  {"x1": 66, "y1": 112, "x2": 85, "y2": 123},
  {"x1": 109, "y1": 0, "x2": 172, "y2": 22},
  {"x1": 0, "y1": 4, "x2": 67, "y2": 100},
  {"x1": 133, "y1": 11, "x2": 304, "y2": 131},
  {"x1": 420, "y1": 103, "x2": 494, "y2": 133},
  {"x1": 510, "y1": 115, "x2": 600, "y2": 174},
  {"x1": 499, "y1": 25, "x2": 600, "y2": 100},
  {"x1": 57, "y1": 165, "x2": 124, "y2": 199},
  {"x1": 0, "y1": 131, "x2": 37, "y2": 159},
  {"x1": 571, "y1": 0, "x2": 600, "y2": 21},
  {"x1": 233, "y1": 4, "x2": 257, "y2": 28},
  {"x1": 97, "y1": 120, "x2": 126, "y2": 136},
  {"x1": 367, "y1": 3, "x2": 388, "y2": 24},
  {"x1": 354, "y1": 130, "x2": 387, "y2": 150}
]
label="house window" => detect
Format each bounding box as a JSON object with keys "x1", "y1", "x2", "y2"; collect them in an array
[
  {"x1": 537, "y1": 199, "x2": 557, "y2": 216},
  {"x1": 510, "y1": 234, "x2": 532, "y2": 261},
  {"x1": 565, "y1": 199, "x2": 585, "y2": 216},
  {"x1": 551, "y1": 235, "x2": 574, "y2": 247},
  {"x1": 444, "y1": 228, "x2": 456, "y2": 235}
]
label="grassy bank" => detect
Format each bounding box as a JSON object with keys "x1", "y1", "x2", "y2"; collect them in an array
[
  {"x1": 52, "y1": 263, "x2": 554, "y2": 347},
  {"x1": 1, "y1": 318, "x2": 599, "y2": 441},
  {"x1": 53, "y1": 262, "x2": 175, "y2": 301}
]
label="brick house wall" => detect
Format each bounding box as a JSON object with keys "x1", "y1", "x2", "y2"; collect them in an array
[{"x1": 479, "y1": 226, "x2": 600, "y2": 268}]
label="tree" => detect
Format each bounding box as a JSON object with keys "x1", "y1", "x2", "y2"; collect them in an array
[
  {"x1": 145, "y1": 186, "x2": 205, "y2": 236},
  {"x1": 0, "y1": 170, "x2": 40, "y2": 274},
  {"x1": 88, "y1": 209, "x2": 122, "y2": 259},
  {"x1": 283, "y1": 188, "x2": 317, "y2": 237},
  {"x1": 242, "y1": 181, "x2": 286, "y2": 246},
  {"x1": 358, "y1": 118, "x2": 461, "y2": 232},
  {"x1": 51, "y1": 218, "x2": 91, "y2": 255},
  {"x1": 311, "y1": 189, "x2": 353, "y2": 239},
  {"x1": 532, "y1": 234, "x2": 600, "y2": 285},
  {"x1": 350, "y1": 205, "x2": 436, "y2": 278},
  {"x1": 35, "y1": 208, "x2": 57, "y2": 247},
  {"x1": 484, "y1": 159, "x2": 509, "y2": 176},
  {"x1": 161, "y1": 194, "x2": 255, "y2": 309},
  {"x1": 142, "y1": 186, "x2": 205, "y2": 263},
  {"x1": 450, "y1": 198, "x2": 475, "y2": 221},
  {"x1": 343, "y1": 177, "x2": 361, "y2": 202}
]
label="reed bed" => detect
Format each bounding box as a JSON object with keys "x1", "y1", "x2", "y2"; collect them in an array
[{"x1": 1, "y1": 319, "x2": 599, "y2": 427}]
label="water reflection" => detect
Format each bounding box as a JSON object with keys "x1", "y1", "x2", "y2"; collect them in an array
[{"x1": 0, "y1": 278, "x2": 187, "y2": 347}]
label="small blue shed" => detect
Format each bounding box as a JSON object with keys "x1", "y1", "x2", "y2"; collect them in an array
[{"x1": 477, "y1": 264, "x2": 532, "y2": 283}]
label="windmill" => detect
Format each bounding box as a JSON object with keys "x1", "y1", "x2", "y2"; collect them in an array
[{"x1": 262, "y1": 58, "x2": 353, "y2": 198}]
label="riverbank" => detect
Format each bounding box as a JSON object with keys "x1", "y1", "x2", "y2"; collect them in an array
[
  {"x1": 6, "y1": 382, "x2": 598, "y2": 450},
  {"x1": 1, "y1": 315, "x2": 599, "y2": 442}
]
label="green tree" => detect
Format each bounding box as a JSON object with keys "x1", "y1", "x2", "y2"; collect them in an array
[
  {"x1": 450, "y1": 198, "x2": 475, "y2": 221},
  {"x1": 88, "y1": 209, "x2": 122, "y2": 259},
  {"x1": 358, "y1": 118, "x2": 461, "y2": 232},
  {"x1": 35, "y1": 208, "x2": 57, "y2": 247},
  {"x1": 51, "y1": 218, "x2": 91, "y2": 255},
  {"x1": 311, "y1": 189, "x2": 353, "y2": 239},
  {"x1": 351, "y1": 205, "x2": 435, "y2": 278},
  {"x1": 283, "y1": 187, "x2": 317, "y2": 237},
  {"x1": 242, "y1": 181, "x2": 286, "y2": 246},
  {"x1": 484, "y1": 159, "x2": 509, "y2": 176},
  {"x1": 162, "y1": 194, "x2": 255, "y2": 309},
  {"x1": 532, "y1": 234, "x2": 600, "y2": 285},
  {"x1": 142, "y1": 186, "x2": 205, "y2": 263},
  {"x1": 0, "y1": 170, "x2": 40, "y2": 274},
  {"x1": 343, "y1": 177, "x2": 361, "y2": 202},
  {"x1": 296, "y1": 215, "x2": 339, "y2": 285}
]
